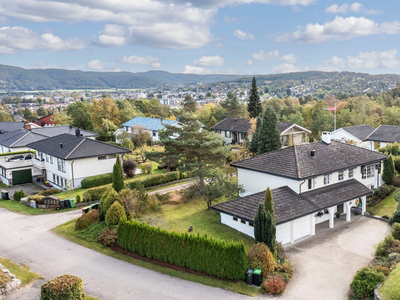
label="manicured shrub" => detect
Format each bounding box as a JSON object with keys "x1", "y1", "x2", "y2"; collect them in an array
[
  {"x1": 392, "y1": 223, "x2": 400, "y2": 240},
  {"x1": 124, "y1": 171, "x2": 180, "y2": 190},
  {"x1": 247, "y1": 242, "x2": 275, "y2": 277},
  {"x1": 76, "y1": 195, "x2": 81, "y2": 203},
  {"x1": 263, "y1": 274, "x2": 286, "y2": 294},
  {"x1": 38, "y1": 188, "x2": 61, "y2": 196},
  {"x1": 117, "y1": 219, "x2": 248, "y2": 280},
  {"x1": 350, "y1": 267, "x2": 385, "y2": 298},
  {"x1": 375, "y1": 235, "x2": 394, "y2": 257},
  {"x1": 13, "y1": 189, "x2": 26, "y2": 202},
  {"x1": 81, "y1": 173, "x2": 113, "y2": 189},
  {"x1": 138, "y1": 162, "x2": 153, "y2": 174},
  {"x1": 75, "y1": 210, "x2": 100, "y2": 231},
  {"x1": 82, "y1": 186, "x2": 107, "y2": 202},
  {"x1": 105, "y1": 201, "x2": 126, "y2": 226},
  {"x1": 41, "y1": 275, "x2": 85, "y2": 300},
  {"x1": 98, "y1": 228, "x2": 118, "y2": 246},
  {"x1": 372, "y1": 265, "x2": 390, "y2": 276},
  {"x1": 112, "y1": 155, "x2": 124, "y2": 192},
  {"x1": 383, "y1": 155, "x2": 395, "y2": 185},
  {"x1": 373, "y1": 185, "x2": 395, "y2": 200},
  {"x1": 99, "y1": 188, "x2": 118, "y2": 220},
  {"x1": 391, "y1": 202, "x2": 400, "y2": 225},
  {"x1": 123, "y1": 160, "x2": 138, "y2": 178}
]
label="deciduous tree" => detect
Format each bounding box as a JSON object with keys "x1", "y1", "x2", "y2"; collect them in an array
[
  {"x1": 90, "y1": 98, "x2": 121, "y2": 129},
  {"x1": 67, "y1": 101, "x2": 93, "y2": 130}
]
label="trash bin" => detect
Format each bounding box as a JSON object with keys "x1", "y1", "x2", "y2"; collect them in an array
[
  {"x1": 2, "y1": 190, "x2": 9, "y2": 200},
  {"x1": 246, "y1": 268, "x2": 254, "y2": 285},
  {"x1": 82, "y1": 206, "x2": 91, "y2": 214},
  {"x1": 59, "y1": 200, "x2": 66, "y2": 209},
  {"x1": 253, "y1": 269, "x2": 262, "y2": 286},
  {"x1": 90, "y1": 203, "x2": 99, "y2": 210},
  {"x1": 64, "y1": 199, "x2": 71, "y2": 209},
  {"x1": 69, "y1": 198, "x2": 75, "y2": 208}
]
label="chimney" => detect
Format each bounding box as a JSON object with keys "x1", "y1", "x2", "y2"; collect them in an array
[
  {"x1": 310, "y1": 149, "x2": 315, "y2": 157},
  {"x1": 321, "y1": 131, "x2": 331, "y2": 145},
  {"x1": 60, "y1": 143, "x2": 63, "y2": 149},
  {"x1": 75, "y1": 128, "x2": 81, "y2": 137}
]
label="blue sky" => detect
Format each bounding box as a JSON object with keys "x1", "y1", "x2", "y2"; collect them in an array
[{"x1": 0, "y1": 0, "x2": 399, "y2": 75}]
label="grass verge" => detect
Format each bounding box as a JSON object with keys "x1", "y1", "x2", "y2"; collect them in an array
[
  {"x1": 380, "y1": 263, "x2": 400, "y2": 300},
  {"x1": 53, "y1": 219, "x2": 261, "y2": 296},
  {"x1": 367, "y1": 194, "x2": 398, "y2": 217},
  {"x1": 0, "y1": 200, "x2": 79, "y2": 215},
  {"x1": 0, "y1": 257, "x2": 43, "y2": 286}
]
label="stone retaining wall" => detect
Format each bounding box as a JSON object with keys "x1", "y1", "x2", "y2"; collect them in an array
[
  {"x1": 374, "y1": 284, "x2": 385, "y2": 300},
  {"x1": 0, "y1": 263, "x2": 21, "y2": 297}
]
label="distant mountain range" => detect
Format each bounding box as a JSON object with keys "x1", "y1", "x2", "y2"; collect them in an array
[{"x1": 0, "y1": 64, "x2": 399, "y2": 92}]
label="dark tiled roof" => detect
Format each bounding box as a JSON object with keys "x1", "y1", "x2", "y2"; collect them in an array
[
  {"x1": 232, "y1": 141, "x2": 387, "y2": 179},
  {"x1": 211, "y1": 118, "x2": 251, "y2": 133},
  {"x1": 277, "y1": 122, "x2": 294, "y2": 133},
  {"x1": 366, "y1": 125, "x2": 400, "y2": 143},
  {"x1": 0, "y1": 121, "x2": 24, "y2": 132},
  {"x1": 212, "y1": 179, "x2": 372, "y2": 224},
  {"x1": 301, "y1": 179, "x2": 373, "y2": 209},
  {"x1": 27, "y1": 134, "x2": 130, "y2": 160},
  {"x1": 340, "y1": 125, "x2": 375, "y2": 141},
  {"x1": 31, "y1": 126, "x2": 98, "y2": 138},
  {"x1": 212, "y1": 186, "x2": 318, "y2": 224},
  {"x1": 0, "y1": 129, "x2": 47, "y2": 148}
]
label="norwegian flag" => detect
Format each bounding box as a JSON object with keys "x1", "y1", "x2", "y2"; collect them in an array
[{"x1": 324, "y1": 106, "x2": 336, "y2": 111}]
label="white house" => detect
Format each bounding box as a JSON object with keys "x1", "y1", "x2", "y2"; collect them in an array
[
  {"x1": 210, "y1": 118, "x2": 311, "y2": 146},
  {"x1": 27, "y1": 133, "x2": 131, "y2": 189},
  {"x1": 331, "y1": 125, "x2": 375, "y2": 149},
  {"x1": 365, "y1": 125, "x2": 400, "y2": 150},
  {"x1": 212, "y1": 132, "x2": 387, "y2": 245}
]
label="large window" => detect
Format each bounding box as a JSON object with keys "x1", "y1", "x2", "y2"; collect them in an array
[
  {"x1": 348, "y1": 168, "x2": 355, "y2": 178},
  {"x1": 308, "y1": 178, "x2": 316, "y2": 189},
  {"x1": 324, "y1": 174, "x2": 331, "y2": 185},
  {"x1": 338, "y1": 171, "x2": 344, "y2": 181},
  {"x1": 362, "y1": 165, "x2": 375, "y2": 179},
  {"x1": 225, "y1": 131, "x2": 231, "y2": 138},
  {"x1": 57, "y1": 159, "x2": 66, "y2": 173}
]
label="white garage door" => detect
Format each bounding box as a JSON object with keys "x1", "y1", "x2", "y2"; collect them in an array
[
  {"x1": 294, "y1": 215, "x2": 311, "y2": 240},
  {"x1": 276, "y1": 222, "x2": 291, "y2": 245}
]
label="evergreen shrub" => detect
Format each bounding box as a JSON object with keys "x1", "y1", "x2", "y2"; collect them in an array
[
  {"x1": 139, "y1": 162, "x2": 153, "y2": 174},
  {"x1": 41, "y1": 275, "x2": 85, "y2": 300},
  {"x1": 105, "y1": 201, "x2": 126, "y2": 226},
  {"x1": 117, "y1": 219, "x2": 248, "y2": 280},
  {"x1": 98, "y1": 228, "x2": 118, "y2": 246},
  {"x1": 392, "y1": 223, "x2": 400, "y2": 240},
  {"x1": 124, "y1": 171, "x2": 180, "y2": 189},
  {"x1": 82, "y1": 186, "x2": 107, "y2": 202},
  {"x1": 350, "y1": 267, "x2": 384, "y2": 297},
  {"x1": 75, "y1": 210, "x2": 100, "y2": 231},
  {"x1": 81, "y1": 173, "x2": 113, "y2": 189}
]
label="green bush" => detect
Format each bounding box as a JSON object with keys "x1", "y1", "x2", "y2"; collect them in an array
[
  {"x1": 38, "y1": 188, "x2": 61, "y2": 196},
  {"x1": 99, "y1": 188, "x2": 119, "y2": 220},
  {"x1": 82, "y1": 186, "x2": 107, "y2": 202},
  {"x1": 81, "y1": 173, "x2": 113, "y2": 189},
  {"x1": 375, "y1": 235, "x2": 394, "y2": 257},
  {"x1": 124, "y1": 171, "x2": 180, "y2": 190},
  {"x1": 118, "y1": 219, "x2": 248, "y2": 280},
  {"x1": 247, "y1": 242, "x2": 275, "y2": 277},
  {"x1": 98, "y1": 228, "x2": 118, "y2": 246},
  {"x1": 28, "y1": 194, "x2": 44, "y2": 202},
  {"x1": 13, "y1": 189, "x2": 26, "y2": 202},
  {"x1": 373, "y1": 185, "x2": 395, "y2": 200},
  {"x1": 139, "y1": 162, "x2": 153, "y2": 174},
  {"x1": 41, "y1": 275, "x2": 85, "y2": 300},
  {"x1": 105, "y1": 201, "x2": 126, "y2": 226},
  {"x1": 350, "y1": 267, "x2": 385, "y2": 297},
  {"x1": 392, "y1": 223, "x2": 400, "y2": 240},
  {"x1": 76, "y1": 221, "x2": 109, "y2": 242},
  {"x1": 76, "y1": 195, "x2": 81, "y2": 203},
  {"x1": 372, "y1": 265, "x2": 391, "y2": 276},
  {"x1": 75, "y1": 210, "x2": 100, "y2": 231}
]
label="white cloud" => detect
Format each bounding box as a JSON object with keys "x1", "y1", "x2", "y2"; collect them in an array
[
  {"x1": 193, "y1": 55, "x2": 225, "y2": 67},
  {"x1": 183, "y1": 65, "x2": 211, "y2": 74},
  {"x1": 272, "y1": 63, "x2": 301, "y2": 73},
  {"x1": 233, "y1": 29, "x2": 255, "y2": 40},
  {"x1": 318, "y1": 49, "x2": 400, "y2": 71},
  {"x1": 223, "y1": 15, "x2": 238, "y2": 24},
  {"x1": 86, "y1": 60, "x2": 104, "y2": 70},
  {"x1": 325, "y1": 3, "x2": 382, "y2": 15},
  {"x1": 0, "y1": 26, "x2": 88, "y2": 53},
  {"x1": 280, "y1": 54, "x2": 300, "y2": 63},
  {"x1": 247, "y1": 59, "x2": 254, "y2": 65},
  {"x1": 121, "y1": 55, "x2": 162, "y2": 68},
  {"x1": 252, "y1": 50, "x2": 280, "y2": 60},
  {"x1": 277, "y1": 16, "x2": 400, "y2": 43},
  {"x1": 349, "y1": 2, "x2": 363, "y2": 12},
  {"x1": 98, "y1": 24, "x2": 126, "y2": 47},
  {"x1": 325, "y1": 3, "x2": 349, "y2": 14}
]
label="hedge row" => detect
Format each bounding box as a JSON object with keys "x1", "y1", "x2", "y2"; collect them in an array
[
  {"x1": 124, "y1": 171, "x2": 180, "y2": 190},
  {"x1": 81, "y1": 173, "x2": 113, "y2": 189},
  {"x1": 82, "y1": 186, "x2": 108, "y2": 202},
  {"x1": 117, "y1": 219, "x2": 248, "y2": 280}
]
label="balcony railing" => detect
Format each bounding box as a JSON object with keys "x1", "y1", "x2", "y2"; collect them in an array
[{"x1": 32, "y1": 158, "x2": 46, "y2": 169}]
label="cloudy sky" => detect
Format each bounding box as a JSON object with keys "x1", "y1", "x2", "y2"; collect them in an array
[{"x1": 0, "y1": 0, "x2": 398, "y2": 75}]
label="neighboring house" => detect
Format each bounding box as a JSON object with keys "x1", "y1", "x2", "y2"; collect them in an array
[
  {"x1": 210, "y1": 118, "x2": 311, "y2": 146},
  {"x1": 33, "y1": 114, "x2": 55, "y2": 127},
  {"x1": 331, "y1": 125, "x2": 375, "y2": 149},
  {"x1": 115, "y1": 117, "x2": 177, "y2": 142},
  {"x1": 31, "y1": 126, "x2": 98, "y2": 139},
  {"x1": 212, "y1": 132, "x2": 387, "y2": 245},
  {"x1": 365, "y1": 125, "x2": 400, "y2": 150},
  {"x1": 0, "y1": 122, "x2": 24, "y2": 133},
  {"x1": 27, "y1": 133, "x2": 130, "y2": 189}
]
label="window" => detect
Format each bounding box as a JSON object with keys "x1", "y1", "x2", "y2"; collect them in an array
[
  {"x1": 241, "y1": 219, "x2": 246, "y2": 224},
  {"x1": 362, "y1": 165, "x2": 375, "y2": 179},
  {"x1": 324, "y1": 174, "x2": 331, "y2": 185},
  {"x1": 50, "y1": 156, "x2": 53, "y2": 164},
  {"x1": 53, "y1": 174, "x2": 55, "y2": 182},
  {"x1": 56, "y1": 176, "x2": 59, "y2": 185},
  {"x1": 46, "y1": 155, "x2": 49, "y2": 163},
  {"x1": 225, "y1": 131, "x2": 231, "y2": 138},
  {"x1": 98, "y1": 156, "x2": 107, "y2": 160},
  {"x1": 233, "y1": 217, "x2": 238, "y2": 221},
  {"x1": 57, "y1": 159, "x2": 66, "y2": 172},
  {"x1": 338, "y1": 171, "x2": 344, "y2": 181},
  {"x1": 153, "y1": 131, "x2": 156, "y2": 137},
  {"x1": 348, "y1": 168, "x2": 354, "y2": 178},
  {"x1": 308, "y1": 178, "x2": 316, "y2": 189},
  {"x1": 249, "y1": 222, "x2": 254, "y2": 227}
]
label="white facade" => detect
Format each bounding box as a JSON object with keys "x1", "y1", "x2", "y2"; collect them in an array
[{"x1": 331, "y1": 128, "x2": 372, "y2": 149}]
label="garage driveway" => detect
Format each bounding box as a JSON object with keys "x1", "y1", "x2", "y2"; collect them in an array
[{"x1": 281, "y1": 216, "x2": 391, "y2": 300}]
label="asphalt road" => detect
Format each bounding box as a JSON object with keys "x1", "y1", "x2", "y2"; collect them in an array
[{"x1": 0, "y1": 208, "x2": 255, "y2": 300}]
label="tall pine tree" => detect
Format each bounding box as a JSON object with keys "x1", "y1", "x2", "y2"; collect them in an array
[
  {"x1": 257, "y1": 106, "x2": 282, "y2": 154},
  {"x1": 264, "y1": 188, "x2": 276, "y2": 254},
  {"x1": 221, "y1": 91, "x2": 243, "y2": 118},
  {"x1": 249, "y1": 116, "x2": 262, "y2": 154},
  {"x1": 383, "y1": 155, "x2": 395, "y2": 185},
  {"x1": 182, "y1": 95, "x2": 197, "y2": 113},
  {"x1": 264, "y1": 188, "x2": 274, "y2": 219},
  {"x1": 254, "y1": 202, "x2": 267, "y2": 243},
  {"x1": 247, "y1": 77, "x2": 262, "y2": 118},
  {"x1": 112, "y1": 155, "x2": 124, "y2": 192}
]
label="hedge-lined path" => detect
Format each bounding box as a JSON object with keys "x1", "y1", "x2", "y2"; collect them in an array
[{"x1": 0, "y1": 208, "x2": 255, "y2": 300}]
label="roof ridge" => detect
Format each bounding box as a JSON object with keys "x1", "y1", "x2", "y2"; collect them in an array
[
  {"x1": 10, "y1": 131, "x2": 30, "y2": 147},
  {"x1": 364, "y1": 124, "x2": 380, "y2": 140},
  {"x1": 65, "y1": 137, "x2": 86, "y2": 159}
]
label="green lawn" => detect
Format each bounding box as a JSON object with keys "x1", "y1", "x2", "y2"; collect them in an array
[
  {"x1": 141, "y1": 197, "x2": 255, "y2": 252},
  {"x1": 0, "y1": 257, "x2": 43, "y2": 286},
  {"x1": 380, "y1": 263, "x2": 400, "y2": 300},
  {"x1": 0, "y1": 183, "x2": 7, "y2": 188},
  {"x1": 53, "y1": 219, "x2": 261, "y2": 297},
  {"x1": 367, "y1": 194, "x2": 398, "y2": 217},
  {"x1": 0, "y1": 200, "x2": 79, "y2": 215}
]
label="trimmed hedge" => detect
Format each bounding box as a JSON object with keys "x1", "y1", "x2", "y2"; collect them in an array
[
  {"x1": 82, "y1": 186, "x2": 108, "y2": 202},
  {"x1": 41, "y1": 275, "x2": 85, "y2": 300},
  {"x1": 118, "y1": 219, "x2": 248, "y2": 280},
  {"x1": 124, "y1": 171, "x2": 180, "y2": 190},
  {"x1": 81, "y1": 173, "x2": 113, "y2": 189}
]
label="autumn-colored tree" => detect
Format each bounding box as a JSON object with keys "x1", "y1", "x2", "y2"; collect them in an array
[{"x1": 90, "y1": 98, "x2": 121, "y2": 129}]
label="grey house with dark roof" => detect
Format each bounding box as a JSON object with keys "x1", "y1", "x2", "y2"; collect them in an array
[
  {"x1": 211, "y1": 118, "x2": 311, "y2": 146},
  {"x1": 212, "y1": 132, "x2": 387, "y2": 245},
  {"x1": 331, "y1": 125, "x2": 375, "y2": 149},
  {"x1": 365, "y1": 125, "x2": 400, "y2": 150}
]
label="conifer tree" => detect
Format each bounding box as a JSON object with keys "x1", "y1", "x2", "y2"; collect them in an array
[
  {"x1": 264, "y1": 211, "x2": 276, "y2": 254},
  {"x1": 182, "y1": 95, "x2": 197, "y2": 113},
  {"x1": 247, "y1": 77, "x2": 262, "y2": 118},
  {"x1": 112, "y1": 155, "x2": 124, "y2": 192},
  {"x1": 249, "y1": 116, "x2": 262, "y2": 154},
  {"x1": 221, "y1": 91, "x2": 243, "y2": 118},
  {"x1": 383, "y1": 155, "x2": 395, "y2": 185},
  {"x1": 254, "y1": 202, "x2": 266, "y2": 243},
  {"x1": 257, "y1": 106, "x2": 282, "y2": 154},
  {"x1": 264, "y1": 188, "x2": 274, "y2": 221}
]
